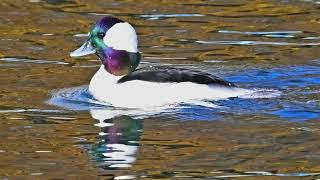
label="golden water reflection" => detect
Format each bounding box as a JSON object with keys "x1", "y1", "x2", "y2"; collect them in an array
[{"x1": 0, "y1": 0, "x2": 320, "y2": 179}]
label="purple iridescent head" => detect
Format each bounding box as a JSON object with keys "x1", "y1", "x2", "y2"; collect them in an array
[{"x1": 70, "y1": 16, "x2": 141, "y2": 76}]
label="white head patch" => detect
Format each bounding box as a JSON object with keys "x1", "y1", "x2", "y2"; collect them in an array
[{"x1": 103, "y1": 22, "x2": 138, "y2": 53}]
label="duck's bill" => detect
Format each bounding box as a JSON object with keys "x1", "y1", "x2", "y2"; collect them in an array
[{"x1": 70, "y1": 40, "x2": 96, "y2": 57}]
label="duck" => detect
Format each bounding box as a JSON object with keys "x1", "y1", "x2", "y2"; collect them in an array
[{"x1": 70, "y1": 16, "x2": 249, "y2": 108}]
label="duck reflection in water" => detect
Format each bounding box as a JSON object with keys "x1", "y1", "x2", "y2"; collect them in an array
[{"x1": 89, "y1": 108, "x2": 143, "y2": 169}]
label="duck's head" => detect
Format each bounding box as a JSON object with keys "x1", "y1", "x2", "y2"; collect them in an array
[{"x1": 70, "y1": 16, "x2": 141, "y2": 76}]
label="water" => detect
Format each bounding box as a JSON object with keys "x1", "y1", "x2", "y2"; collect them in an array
[{"x1": 0, "y1": 0, "x2": 320, "y2": 179}]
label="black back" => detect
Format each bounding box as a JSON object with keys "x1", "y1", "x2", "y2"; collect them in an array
[{"x1": 117, "y1": 66, "x2": 235, "y2": 87}]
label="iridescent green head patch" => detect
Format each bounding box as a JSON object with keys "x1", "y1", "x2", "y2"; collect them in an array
[{"x1": 70, "y1": 16, "x2": 141, "y2": 76}]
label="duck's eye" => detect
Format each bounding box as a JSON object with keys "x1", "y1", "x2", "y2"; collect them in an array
[{"x1": 97, "y1": 32, "x2": 105, "y2": 39}]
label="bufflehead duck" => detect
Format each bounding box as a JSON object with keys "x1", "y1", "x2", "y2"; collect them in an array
[{"x1": 70, "y1": 16, "x2": 247, "y2": 108}]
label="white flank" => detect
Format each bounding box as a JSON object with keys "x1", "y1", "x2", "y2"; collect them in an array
[
  {"x1": 89, "y1": 66, "x2": 253, "y2": 108},
  {"x1": 103, "y1": 22, "x2": 138, "y2": 52}
]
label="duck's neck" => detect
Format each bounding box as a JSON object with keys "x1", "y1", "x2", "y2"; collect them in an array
[{"x1": 97, "y1": 48, "x2": 141, "y2": 76}]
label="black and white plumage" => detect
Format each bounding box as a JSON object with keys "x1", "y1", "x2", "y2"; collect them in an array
[
  {"x1": 118, "y1": 66, "x2": 235, "y2": 87},
  {"x1": 70, "y1": 16, "x2": 249, "y2": 108}
]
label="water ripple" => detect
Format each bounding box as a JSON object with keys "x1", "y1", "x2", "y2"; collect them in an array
[
  {"x1": 213, "y1": 170, "x2": 320, "y2": 178},
  {"x1": 0, "y1": 109, "x2": 63, "y2": 113},
  {"x1": 303, "y1": 36, "x2": 320, "y2": 40},
  {"x1": 0, "y1": 57, "x2": 69, "y2": 65},
  {"x1": 196, "y1": 40, "x2": 320, "y2": 46},
  {"x1": 135, "y1": 170, "x2": 320, "y2": 179},
  {"x1": 140, "y1": 13, "x2": 204, "y2": 20},
  {"x1": 218, "y1": 30, "x2": 303, "y2": 35}
]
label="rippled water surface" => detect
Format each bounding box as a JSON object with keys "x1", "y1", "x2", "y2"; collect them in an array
[{"x1": 1, "y1": 0, "x2": 320, "y2": 179}]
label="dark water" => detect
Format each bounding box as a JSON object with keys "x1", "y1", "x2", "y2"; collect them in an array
[{"x1": 1, "y1": 0, "x2": 320, "y2": 179}]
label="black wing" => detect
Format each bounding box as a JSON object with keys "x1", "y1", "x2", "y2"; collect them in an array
[{"x1": 117, "y1": 66, "x2": 236, "y2": 87}]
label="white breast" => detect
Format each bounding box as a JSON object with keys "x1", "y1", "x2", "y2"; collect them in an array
[
  {"x1": 89, "y1": 65, "x2": 122, "y2": 100},
  {"x1": 89, "y1": 66, "x2": 252, "y2": 108}
]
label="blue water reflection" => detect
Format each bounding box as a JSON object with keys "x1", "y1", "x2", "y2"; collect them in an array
[{"x1": 226, "y1": 65, "x2": 320, "y2": 121}]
